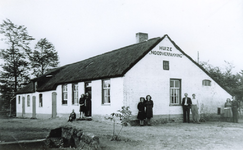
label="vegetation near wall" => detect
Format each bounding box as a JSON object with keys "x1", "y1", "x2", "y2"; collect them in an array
[{"x1": 200, "y1": 61, "x2": 243, "y2": 100}]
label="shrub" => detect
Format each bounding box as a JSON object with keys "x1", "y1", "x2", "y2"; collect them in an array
[{"x1": 105, "y1": 106, "x2": 132, "y2": 141}]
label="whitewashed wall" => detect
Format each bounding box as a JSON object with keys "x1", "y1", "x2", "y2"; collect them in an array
[
  {"x1": 124, "y1": 36, "x2": 231, "y2": 116},
  {"x1": 56, "y1": 84, "x2": 81, "y2": 116},
  {"x1": 92, "y1": 77, "x2": 124, "y2": 116},
  {"x1": 16, "y1": 77, "x2": 124, "y2": 118},
  {"x1": 16, "y1": 91, "x2": 54, "y2": 118}
]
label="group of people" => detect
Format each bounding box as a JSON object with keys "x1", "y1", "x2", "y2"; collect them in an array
[
  {"x1": 224, "y1": 96, "x2": 239, "y2": 123},
  {"x1": 136, "y1": 93, "x2": 200, "y2": 125},
  {"x1": 79, "y1": 93, "x2": 92, "y2": 119},
  {"x1": 67, "y1": 92, "x2": 91, "y2": 122},
  {"x1": 68, "y1": 92, "x2": 240, "y2": 124},
  {"x1": 182, "y1": 93, "x2": 200, "y2": 124},
  {"x1": 137, "y1": 95, "x2": 154, "y2": 126}
]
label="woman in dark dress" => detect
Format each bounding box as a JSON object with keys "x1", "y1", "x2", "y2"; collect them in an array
[
  {"x1": 79, "y1": 94, "x2": 86, "y2": 119},
  {"x1": 145, "y1": 95, "x2": 154, "y2": 126},
  {"x1": 85, "y1": 92, "x2": 91, "y2": 117},
  {"x1": 137, "y1": 97, "x2": 146, "y2": 126}
]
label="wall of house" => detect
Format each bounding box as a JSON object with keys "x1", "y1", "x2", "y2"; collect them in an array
[
  {"x1": 16, "y1": 91, "x2": 54, "y2": 119},
  {"x1": 54, "y1": 78, "x2": 123, "y2": 118},
  {"x1": 124, "y1": 36, "x2": 231, "y2": 120},
  {"x1": 55, "y1": 84, "x2": 81, "y2": 117},
  {"x1": 92, "y1": 77, "x2": 124, "y2": 120},
  {"x1": 16, "y1": 77, "x2": 124, "y2": 119}
]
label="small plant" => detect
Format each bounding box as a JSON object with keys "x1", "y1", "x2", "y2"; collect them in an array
[{"x1": 105, "y1": 106, "x2": 132, "y2": 141}]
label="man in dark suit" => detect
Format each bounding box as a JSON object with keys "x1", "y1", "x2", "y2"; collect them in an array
[{"x1": 182, "y1": 93, "x2": 192, "y2": 123}]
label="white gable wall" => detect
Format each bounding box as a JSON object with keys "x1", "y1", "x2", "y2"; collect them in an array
[{"x1": 124, "y1": 36, "x2": 231, "y2": 117}]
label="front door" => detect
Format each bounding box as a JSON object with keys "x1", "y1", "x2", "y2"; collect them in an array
[
  {"x1": 32, "y1": 96, "x2": 36, "y2": 118},
  {"x1": 22, "y1": 97, "x2": 25, "y2": 117},
  {"x1": 52, "y1": 92, "x2": 57, "y2": 118},
  {"x1": 85, "y1": 82, "x2": 92, "y2": 116}
]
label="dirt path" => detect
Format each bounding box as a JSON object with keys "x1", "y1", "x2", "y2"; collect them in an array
[{"x1": 0, "y1": 118, "x2": 243, "y2": 150}]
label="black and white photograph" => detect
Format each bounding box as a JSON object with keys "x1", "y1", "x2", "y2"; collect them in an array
[{"x1": 0, "y1": 0, "x2": 243, "y2": 149}]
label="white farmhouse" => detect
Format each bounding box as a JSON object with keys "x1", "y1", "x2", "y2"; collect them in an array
[{"x1": 16, "y1": 33, "x2": 231, "y2": 121}]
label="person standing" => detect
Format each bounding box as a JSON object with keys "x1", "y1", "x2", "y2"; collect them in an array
[
  {"x1": 79, "y1": 94, "x2": 86, "y2": 119},
  {"x1": 182, "y1": 93, "x2": 192, "y2": 123},
  {"x1": 85, "y1": 92, "x2": 91, "y2": 117},
  {"x1": 145, "y1": 95, "x2": 153, "y2": 126},
  {"x1": 231, "y1": 96, "x2": 239, "y2": 123},
  {"x1": 224, "y1": 98, "x2": 232, "y2": 122},
  {"x1": 191, "y1": 94, "x2": 200, "y2": 124},
  {"x1": 137, "y1": 97, "x2": 146, "y2": 126}
]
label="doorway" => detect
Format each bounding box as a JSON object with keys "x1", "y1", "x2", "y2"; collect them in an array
[
  {"x1": 22, "y1": 97, "x2": 25, "y2": 117},
  {"x1": 85, "y1": 82, "x2": 92, "y2": 116},
  {"x1": 32, "y1": 96, "x2": 36, "y2": 118},
  {"x1": 52, "y1": 92, "x2": 57, "y2": 118}
]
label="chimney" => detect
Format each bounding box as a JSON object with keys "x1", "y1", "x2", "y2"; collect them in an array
[{"x1": 136, "y1": 32, "x2": 148, "y2": 43}]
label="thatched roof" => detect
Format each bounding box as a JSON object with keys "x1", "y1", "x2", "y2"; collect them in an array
[
  {"x1": 17, "y1": 34, "x2": 232, "y2": 95},
  {"x1": 17, "y1": 36, "x2": 162, "y2": 93}
]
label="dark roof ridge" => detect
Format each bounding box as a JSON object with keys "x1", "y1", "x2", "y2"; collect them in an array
[
  {"x1": 68, "y1": 36, "x2": 161, "y2": 64},
  {"x1": 32, "y1": 37, "x2": 162, "y2": 80},
  {"x1": 58, "y1": 37, "x2": 159, "y2": 67}
]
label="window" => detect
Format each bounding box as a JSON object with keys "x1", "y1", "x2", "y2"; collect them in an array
[
  {"x1": 62, "y1": 84, "x2": 68, "y2": 104},
  {"x1": 27, "y1": 95, "x2": 30, "y2": 107},
  {"x1": 39, "y1": 94, "x2": 43, "y2": 107},
  {"x1": 202, "y1": 80, "x2": 211, "y2": 86},
  {"x1": 170, "y1": 79, "x2": 181, "y2": 105},
  {"x1": 18, "y1": 96, "x2": 20, "y2": 104},
  {"x1": 72, "y1": 83, "x2": 79, "y2": 105},
  {"x1": 163, "y1": 61, "x2": 169, "y2": 70},
  {"x1": 102, "y1": 79, "x2": 110, "y2": 104}
]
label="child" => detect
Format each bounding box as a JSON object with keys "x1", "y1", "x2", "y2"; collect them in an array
[
  {"x1": 137, "y1": 97, "x2": 146, "y2": 126},
  {"x1": 68, "y1": 109, "x2": 76, "y2": 122}
]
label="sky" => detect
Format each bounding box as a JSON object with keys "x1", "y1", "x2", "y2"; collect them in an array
[{"x1": 0, "y1": 0, "x2": 243, "y2": 73}]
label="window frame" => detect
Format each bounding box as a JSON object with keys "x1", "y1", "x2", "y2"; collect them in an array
[
  {"x1": 62, "y1": 84, "x2": 68, "y2": 105},
  {"x1": 102, "y1": 79, "x2": 111, "y2": 105},
  {"x1": 202, "y1": 79, "x2": 211, "y2": 86},
  {"x1": 72, "y1": 83, "x2": 79, "y2": 105},
  {"x1": 163, "y1": 60, "x2": 169, "y2": 70},
  {"x1": 169, "y1": 79, "x2": 181, "y2": 106},
  {"x1": 39, "y1": 94, "x2": 43, "y2": 107}
]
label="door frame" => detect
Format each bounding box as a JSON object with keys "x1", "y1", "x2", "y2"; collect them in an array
[
  {"x1": 52, "y1": 92, "x2": 57, "y2": 118},
  {"x1": 32, "y1": 96, "x2": 36, "y2": 118}
]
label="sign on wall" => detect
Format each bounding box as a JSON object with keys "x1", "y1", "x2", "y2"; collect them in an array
[{"x1": 149, "y1": 46, "x2": 183, "y2": 58}]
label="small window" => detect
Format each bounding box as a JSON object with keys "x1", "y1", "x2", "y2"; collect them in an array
[
  {"x1": 39, "y1": 94, "x2": 43, "y2": 107},
  {"x1": 102, "y1": 79, "x2": 110, "y2": 104},
  {"x1": 202, "y1": 80, "x2": 211, "y2": 86},
  {"x1": 163, "y1": 61, "x2": 169, "y2": 70},
  {"x1": 62, "y1": 84, "x2": 68, "y2": 105},
  {"x1": 27, "y1": 95, "x2": 30, "y2": 107},
  {"x1": 72, "y1": 83, "x2": 79, "y2": 105},
  {"x1": 18, "y1": 96, "x2": 21, "y2": 104}
]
